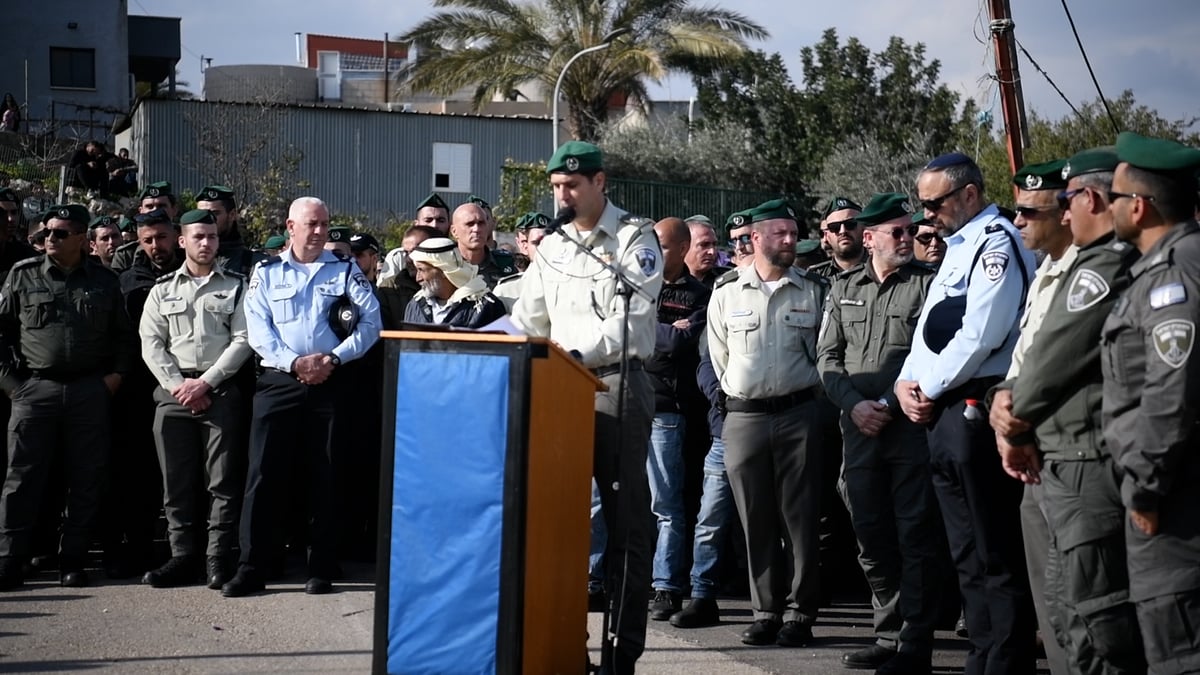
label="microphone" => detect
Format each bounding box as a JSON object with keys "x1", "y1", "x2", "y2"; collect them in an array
[{"x1": 544, "y1": 206, "x2": 576, "y2": 234}]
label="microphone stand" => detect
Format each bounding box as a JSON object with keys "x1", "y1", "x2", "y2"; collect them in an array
[{"x1": 549, "y1": 220, "x2": 655, "y2": 674}]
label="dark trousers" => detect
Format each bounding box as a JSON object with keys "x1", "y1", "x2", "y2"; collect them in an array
[
  {"x1": 102, "y1": 374, "x2": 163, "y2": 571},
  {"x1": 593, "y1": 369, "x2": 655, "y2": 675},
  {"x1": 238, "y1": 370, "x2": 339, "y2": 579},
  {"x1": 152, "y1": 384, "x2": 244, "y2": 558},
  {"x1": 928, "y1": 393, "x2": 1035, "y2": 675},
  {"x1": 1019, "y1": 482, "x2": 1071, "y2": 675},
  {"x1": 723, "y1": 398, "x2": 823, "y2": 625},
  {"x1": 0, "y1": 376, "x2": 110, "y2": 562}
]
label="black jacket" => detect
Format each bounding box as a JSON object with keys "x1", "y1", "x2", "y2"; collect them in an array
[{"x1": 646, "y1": 272, "x2": 711, "y2": 413}]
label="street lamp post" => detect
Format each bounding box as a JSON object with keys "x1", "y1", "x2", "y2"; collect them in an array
[{"x1": 551, "y1": 29, "x2": 629, "y2": 150}]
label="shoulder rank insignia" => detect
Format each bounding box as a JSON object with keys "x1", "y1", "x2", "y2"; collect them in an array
[
  {"x1": 1149, "y1": 282, "x2": 1186, "y2": 309},
  {"x1": 1152, "y1": 319, "x2": 1194, "y2": 368},
  {"x1": 714, "y1": 268, "x2": 740, "y2": 289},
  {"x1": 1066, "y1": 269, "x2": 1110, "y2": 312},
  {"x1": 984, "y1": 223, "x2": 1005, "y2": 234}
]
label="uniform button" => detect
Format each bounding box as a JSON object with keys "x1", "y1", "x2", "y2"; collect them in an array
[{"x1": 1077, "y1": 451, "x2": 1085, "y2": 458}]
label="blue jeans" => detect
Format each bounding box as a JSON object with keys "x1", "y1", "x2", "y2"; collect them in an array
[
  {"x1": 689, "y1": 436, "x2": 735, "y2": 599},
  {"x1": 588, "y1": 479, "x2": 606, "y2": 593},
  {"x1": 646, "y1": 412, "x2": 687, "y2": 592}
]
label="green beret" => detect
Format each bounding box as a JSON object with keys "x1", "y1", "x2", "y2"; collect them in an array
[
  {"x1": 1062, "y1": 146, "x2": 1118, "y2": 181},
  {"x1": 724, "y1": 209, "x2": 752, "y2": 234},
  {"x1": 468, "y1": 194, "x2": 491, "y2": 211},
  {"x1": 196, "y1": 185, "x2": 234, "y2": 203},
  {"x1": 180, "y1": 209, "x2": 216, "y2": 226},
  {"x1": 547, "y1": 141, "x2": 603, "y2": 174},
  {"x1": 684, "y1": 214, "x2": 712, "y2": 225},
  {"x1": 748, "y1": 198, "x2": 798, "y2": 224},
  {"x1": 263, "y1": 234, "x2": 288, "y2": 249},
  {"x1": 515, "y1": 211, "x2": 550, "y2": 230},
  {"x1": 89, "y1": 215, "x2": 119, "y2": 228},
  {"x1": 1012, "y1": 158, "x2": 1068, "y2": 191},
  {"x1": 911, "y1": 211, "x2": 931, "y2": 226},
  {"x1": 134, "y1": 208, "x2": 172, "y2": 226},
  {"x1": 795, "y1": 239, "x2": 822, "y2": 255},
  {"x1": 138, "y1": 181, "x2": 172, "y2": 200},
  {"x1": 0, "y1": 187, "x2": 18, "y2": 203},
  {"x1": 417, "y1": 192, "x2": 448, "y2": 211},
  {"x1": 328, "y1": 226, "x2": 353, "y2": 243},
  {"x1": 856, "y1": 192, "x2": 916, "y2": 225},
  {"x1": 1115, "y1": 131, "x2": 1200, "y2": 174},
  {"x1": 118, "y1": 215, "x2": 136, "y2": 232},
  {"x1": 43, "y1": 203, "x2": 90, "y2": 226},
  {"x1": 821, "y1": 196, "x2": 862, "y2": 218}
]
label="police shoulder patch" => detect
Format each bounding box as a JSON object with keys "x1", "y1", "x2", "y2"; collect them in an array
[
  {"x1": 1066, "y1": 268, "x2": 1110, "y2": 312},
  {"x1": 352, "y1": 272, "x2": 370, "y2": 290},
  {"x1": 980, "y1": 251, "x2": 1010, "y2": 281},
  {"x1": 1149, "y1": 282, "x2": 1186, "y2": 309},
  {"x1": 1152, "y1": 319, "x2": 1194, "y2": 369},
  {"x1": 633, "y1": 246, "x2": 658, "y2": 276}
]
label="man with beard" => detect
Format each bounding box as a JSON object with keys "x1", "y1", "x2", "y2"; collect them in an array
[
  {"x1": 809, "y1": 196, "x2": 865, "y2": 280},
  {"x1": 195, "y1": 185, "x2": 264, "y2": 277},
  {"x1": 684, "y1": 216, "x2": 726, "y2": 288},
  {"x1": 912, "y1": 214, "x2": 947, "y2": 267},
  {"x1": 708, "y1": 199, "x2": 827, "y2": 648},
  {"x1": 138, "y1": 209, "x2": 252, "y2": 590},
  {"x1": 450, "y1": 202, "x2": 516, "y2": 289},
  {"x1": 404, "y1": 237, "x2": 506, "y2": 328},
  {"x1": 414, "y1": 193, "x2": 450, "y2": 234},
  {"x1": 112, "y1": 182, "x2": 180, "y2": 273},
  {"x1": 818, "y1": 193, "x2": 941, "y2": 674},
  {"x1": 379, "y1": 225, "x2": 438, "y2": 312}
]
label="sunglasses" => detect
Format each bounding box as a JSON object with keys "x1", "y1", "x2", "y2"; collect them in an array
[
  {"x1": 914, "y1": 232, "x2": 944, "y2": 246},
  {"x1": 731, "y1": 233, "x2": 752, "y2": 247},
  {"x1": 873, "y1": 224, "x2": 919, "y2": 240},
  {"x1": 919, "y1": 183, "x2": 969, "y2": 212},
  {"x1": 823, "y1": 219, "x2": 858, "y2": 235},
  {"x1": 1108, "y1": 190, "x2": 1155, "y2": 204},
  {"x1": 46, "y1": 228, "x2": 79, "y2": 240},
  {"x1": 1013, "y1": 204, "x2": 1060, "y2": 219},
  {"x1": 1056, "y1": 188, "x2": 1087, "y2": 211}
]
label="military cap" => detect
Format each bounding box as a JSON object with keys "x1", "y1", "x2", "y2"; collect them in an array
[
  {"x1": 118, "y1": 215, "x2": 136, "y2": 232},
  {"x1": 467, "y1": 194, "x2": 491, "y2": 211},
  {"x1": 417, "y1": 192, "x2": 448, "y2": 212},
  {"x1": 263, "y1": 234, "x2": 288, "y2": 250},
  {"x1": 328, "y1": 226, "x2": 353, "y2": 243},
  {"x1": 89, "y1": 215, "x2": 119, "y2": 228},
  {"x1": 1115, "y1": 132, "x2": 1200, "y2": 174},
  {"x1": 924, "y1": 152, "x2": 975, "y2": 170},
  {"x1": 1062, "y1": 146, "x2": 1119, "y2": 180},
  {"x1": 1012, "y1": 159, "x2": 1068, "y2": 191},
  {"x1": 137, "y1": 181, "x2": 172, "y2": 200},
  {"x1": 180, "y1": 209, "x2": 216, "y2": 226},
  {"x1": 795, "y1": 239, "x2": 822, "y2": 255},
  {"x1": 43, "y1": 203, "x2": 90, "y2": 226},
  {"x1": 684, "y1": 214, "x2": 712, "y2": 225},
  {"x1": 855, "y1": 192, "x2": 916, "y2": 225},
  {"x1": 0, "y1": 187, "x2": 18, "y2": 203},
  {"x1": 547, "y1": 141, "x2": 603, "y2": 174},
  {"x1": 821, "y1": 196, "x2": 863, "y2": 218},
  {"x1": 196, "y1": 184, "x2": 235, "y2": 203},
  {"x1": 515, "y1": 211, "x2": 550, "y2": 231},
  {"x1": 911, "y1": 211, "x2": 931, "y2": 226},
  {"x1": 134, "y1": 208, "x2": 172, "y2": 226},
  {"x1": 724, "y1": 209, "x2": 752, "y2": 234},
  {"x1": 747, "y1": 199, "x2": 798, "y2": 223},
  {"x1": 349, "y1": 231, "x2": 381, "y2": 253}
]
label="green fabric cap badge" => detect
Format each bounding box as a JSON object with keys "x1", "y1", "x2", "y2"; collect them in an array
[
  {"x1": 515, "y1": 211, "x2": 550, "y2": 230},
  {"x1": 1115, "y1": 131, "x2": 1200, "y2": 173},
  {"x1": 138, "y1": 181, "x2": 172, "y2": 200},
  {"x1": 547, "y1": 141, "x2": 603, "y2": 174},
  {"x1": 724, "y1": 209, "x2": 751, "y2": 233},
  {"x1": 263, "y1": 234, "x2": 288, "y2": 249},
  {"x1": 1062, "y1": 147, "x2": 1118, "y2": 181},
  {"x1": 856, "y1": 192, "x2": 915, "y2": 225},
  {"x1": 468, "y1": 194, "x2": 491, "y2": 211},
  {"x1": 89, "y1": 215, "x2": 118, "y2": 228},
  {"x1": 1012, "y1": 158, "x2": 1068, "y2": 191},
  {"x1": 197, "y1": 185, "x2": 234, "y2": 202},
  {"x1": 748, "y1": 199, "x2": 797, "y2": 224},
  {"x1": 44, "y1": 203, "x2": 90, "y2": 226},
  {"x1": 795, "y1": 239, "x2": 822, "y2": 255},
  {"x1": 180, "y1": 209, "x2": 216, "y2": 226},
  {"x1": 328, "y1": 226, "x2": 353, "y2": 243},
  {"x1": 821, "y1": 196, "x2": 863, "y2": 218},
  {"x1": 417, "y1": 192, "x2": 448, "y2": 211}
]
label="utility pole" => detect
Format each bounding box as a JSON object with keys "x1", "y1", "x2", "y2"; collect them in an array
[
  {"x1": 988, "y1": 0, "x2": 1030, "y2": 187},
  {"x1": 383, "y1": 33, "x2": 389, "y2": 108}
]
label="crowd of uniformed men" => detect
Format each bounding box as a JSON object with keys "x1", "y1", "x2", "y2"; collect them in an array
[{"x1": 0, "y1": 132, "x2": 1197, "y2": 675}]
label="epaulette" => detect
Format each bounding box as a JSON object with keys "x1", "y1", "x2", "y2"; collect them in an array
[
  {"x1": 116, "y1": 240, "x2": 139, "y2": 252},
  {"x1": 714, "y1": 268, "x2": 740, "y2": 289},
  {"x1": 155, "y1": 271, "x2": 176, "y2": 284},
  {"x1": 799, "y1": 268, "x2": 831, "y2": 286},
  {"x1": 984, "y1": 223, "x2": 1006, "y2": 234},
  {"x1": 1142, "y1": 248, "x2": 1172, "y2": 272},
  {"x1": 835, "y1": 261, "x2": 866, "y2": 278},
  {"x1": 223, "y1": 268, "x2": 247, "y2": 280},
  {"x1": 259, "y1": 255, "x2": 283, "y2": 267},
  {"x1": 496, "y1": 271, "x2": 522, "y2": 285},
  {"x1": 11, "y1": 256, "x2": 41, "y2": 271}
]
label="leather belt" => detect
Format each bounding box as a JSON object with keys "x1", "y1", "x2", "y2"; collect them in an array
[
  {"x1": 725, "y1": 388, "x2": 814, "y2": 413},
  {"x1": 178, "y1": 370, "x2": 205, "y2": 379},
  {"x1": 590, "y1": 359, "x2": 643, "y2": 379}
]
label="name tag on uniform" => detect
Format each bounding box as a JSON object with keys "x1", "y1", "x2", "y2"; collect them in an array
[
  {"x1": 273, "y1": 283, "x2": 293, "y2": 289},
  {"x1": 728, "y1": 309, "x2": 753, "y2": 318},
  {"x1": 838, "y1": 298, "x2": 865, "y2": 306}
]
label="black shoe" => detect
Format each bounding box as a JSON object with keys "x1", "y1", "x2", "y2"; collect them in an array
[
  {"x1": 207, "y1": 556, "x2": 232, "y2": 590},
  {"x1": 0, "y1": 557, "x2": 24, "y2": 591},
  {"x1": 842, "y1": 645, "x2": 898, "y2": 669},
  {"x1": 776, "y1": 621, "x2": 813, "y2": 647},
  {"x1": 670, "y1": 598, "x2": 720, "y2": 628},
  {"x1": 588, "y1": 589, "x2": 607, "y2": 613},
  {"x1": 221, "y1": 567, "x2": 264, "y2": 597},
  {"x1": 304, "y1": 577, "x2": 332, "y2": 595},
  {"x1": 649, "y1": 589, "x2": 682, "y2": 621},
  {"x1": 142, "y1": 555, "x2": 202, "y2": 588},
  {"x1": 60, "y1": 569, "x2": 89, "y2": 587},
  {"x1": 955, "y1": 615, "x2": 969, "y2": 638},
  {"x1": 875, "y1": 651, "x2": 931, "y2": 675},
  {"x1": 741, "y1": 618, "x2": 782, "y2": 646}
]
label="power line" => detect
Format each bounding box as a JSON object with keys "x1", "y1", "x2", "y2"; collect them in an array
[
  {"x1": 1060, "y1": 0, "x2": 1120, "y2": 134},
  {"x1": 1014, "y1": 38, "x2": 1084, "y2": 122}
]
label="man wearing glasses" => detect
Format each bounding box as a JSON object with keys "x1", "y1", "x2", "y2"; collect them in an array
[
  {"x1": 810, "y1": 196, "x2": 865, "y2": 279},
  {"x1": 912, "y1": 213, "x2": 947, "y2": 266},
  {"x1": 0, "y1": 189, "x2": 38, "y2": 479},
  {"x1": 895, "y1": 152, "x2": 1037, "y2": 675},
  {"x1": 725, "y1": 209, "x2": 754, "y2": 267},
  {"x1": 1101, "y1": 132, "x2": 1200, "y2": 673},
  {"x1": 817, "y1": 192, "x2": 941, "y2": 675},
  {"x1": 0, "y1": 204, "x2": 135, "y2": 590}
]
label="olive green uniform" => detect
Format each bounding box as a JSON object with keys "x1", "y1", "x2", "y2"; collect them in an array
[
  {"x1": 0, "y1": 256, "x2": 135, "y2": 564},
  {"x1": 1101, "y1": 221, "x2": 1200, "y2": 675},
  {"x1": 475, "y1": 248, "x2": 518, "y2": 290},
  {"x1": 817, "y1": 260, "x2": 942, "y2": 657}
]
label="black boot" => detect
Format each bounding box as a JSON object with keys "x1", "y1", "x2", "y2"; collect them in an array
[
  {"x1": 207, "y1": 556, "x2": 233, "y2": 590},
  {"x1": 142, "y1": 555, "x2": 203, "y2": 588}
]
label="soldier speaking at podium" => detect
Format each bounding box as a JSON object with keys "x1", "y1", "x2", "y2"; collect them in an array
[{"x1": 511, "y1": 141, "x2": 663, "y2": 674}]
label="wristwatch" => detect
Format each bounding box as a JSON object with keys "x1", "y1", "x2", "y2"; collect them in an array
[{"x1": 328, "y1": 354, "x2": 342, "y2": 367}]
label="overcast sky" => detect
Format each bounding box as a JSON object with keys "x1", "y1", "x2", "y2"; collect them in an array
[{"x1": 141, "y1": 0, "x2": 1199, "y2": 127}]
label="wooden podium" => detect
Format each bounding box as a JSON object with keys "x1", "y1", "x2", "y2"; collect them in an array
[{"x1": 372, "y1": 331, "x2": 604, "y2": 675}]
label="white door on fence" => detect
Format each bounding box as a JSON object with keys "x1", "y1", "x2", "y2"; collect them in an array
[{"x1": 317, "y1": 51, "x2": 341, "y2": 101}]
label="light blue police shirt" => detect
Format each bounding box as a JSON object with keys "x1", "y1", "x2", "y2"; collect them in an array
[{"x1": 245, "y1": 248, "x2": 382, "y2": 371}]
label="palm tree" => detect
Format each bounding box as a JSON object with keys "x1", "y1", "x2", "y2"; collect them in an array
[{"x1": 398, "y1": 0, "x2": 768, "y2": 141}]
